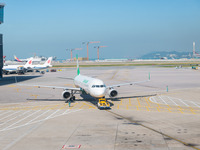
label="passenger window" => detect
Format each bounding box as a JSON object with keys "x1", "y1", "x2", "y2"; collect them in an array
[
  {"x1": 92, "y1": 85, "x2": 95, "y2": 88},
  {"x1": 96, "y1": 85, "x2": 99, "y2": 88},
  {"x1": 100, "y1": 85, "x2": 104, "y2": 88}
]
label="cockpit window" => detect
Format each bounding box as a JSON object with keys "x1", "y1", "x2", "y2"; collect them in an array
[{"x1": 92, "y1": 85, "x2": 106, "y2": 88}]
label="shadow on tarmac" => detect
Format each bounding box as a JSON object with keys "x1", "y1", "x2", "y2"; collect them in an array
[
  {"x1": 26, "y1": 94, "x2": 157, "y2": 109},
  {"x1": 0, "y1": 75, "x2": 42, "y2": 86}
]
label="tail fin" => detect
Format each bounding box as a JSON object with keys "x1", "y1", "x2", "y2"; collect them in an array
[
  {"x1": 14, "y1": 55, "x2": 22, "y2": 62},
  {"x1": 44, "y1": 57, "x2": 53, "y2": 67},
  {"x1": 76, "y1": 54, "x2": 80, "y2": 75},
  {"x1": 24, "y1": 58, "x2": 33, "y2": 67}
]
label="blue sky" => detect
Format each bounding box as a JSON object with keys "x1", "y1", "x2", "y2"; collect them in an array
[{"x1": 1, "y1": 0, "x2": 200, "y2": 60}]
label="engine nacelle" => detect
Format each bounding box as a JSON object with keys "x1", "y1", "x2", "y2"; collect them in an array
[
  {"x1": 62, "y1": 90, "x2": 71, "y2": 99},
  {"x1": 108, "y1": 89, "x2": 118, "y2": 97}
]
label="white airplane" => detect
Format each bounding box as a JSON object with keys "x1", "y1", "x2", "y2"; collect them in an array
[
  {"x1": 3, "y1": 58, "x2": 33, "y2": 75},
  {"x1": 29, "y1": 57, "x2": 53, "y2": 70},
  {"x1": 25, "y1": 55, "x2": 150, "y2": 103}
]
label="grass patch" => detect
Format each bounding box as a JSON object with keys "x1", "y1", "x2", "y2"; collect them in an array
[{"x1": 53, "y1": 62, "x2": 200, "y2": 68}]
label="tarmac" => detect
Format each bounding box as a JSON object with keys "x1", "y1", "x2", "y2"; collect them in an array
[{"x1": 0, "y1": 66, "x2": 200, "y2": 150}]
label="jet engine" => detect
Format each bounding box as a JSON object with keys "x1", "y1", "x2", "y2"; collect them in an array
[
  {"x1": 62, "y1": 90, "x2": 71, "y2": 99},
  {"x1": 108, "y1": 89, "x2": 118, "y2": 97}
]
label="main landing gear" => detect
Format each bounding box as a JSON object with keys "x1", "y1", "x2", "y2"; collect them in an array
[{"x1": 65, "y1": 90, "x2": 77, "y2": 103}]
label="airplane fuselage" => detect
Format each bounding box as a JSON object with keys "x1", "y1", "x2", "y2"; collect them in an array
[
  {"x1": 74, "y1": 74, "x2": 106, "y2": 98},
  {"x1": 3, "y1": 65, "x2": 24, "y2": 73}
]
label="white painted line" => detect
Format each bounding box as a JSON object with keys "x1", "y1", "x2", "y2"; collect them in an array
[
  {"x1": 0, "y1": 110, "x2": 12, "y2": 117},
  {"x1": 191, "y1": 101, "x2": 200, "y2": 108},
  {"x1": 0, "y1": 110, "x2": 32, "y2": 127},
  {"x1": 2, "y1": 110, "x2": 41, "y2": 131},
  {"x1": 2, "y1": 121, "x2": 44, "y2": 150},
  {"x1": 158, "y1": 96, "x2": 168, "y2": 105},
  {"x1": 45, "y1": 109, "x2": 60, "y2": 119},
  {"x1": 149, "y1": 97, "x2": 155, "y2": 103},
  {"x1": 63, "y1": 109, "x2": 70, "y2": 114},
  {"x1": 176, "y1": 98, "x2": 189, "y2": 107},
  {"x1": 52, "y1": 109, "x2": 80, "y2": 118},
  {"x1": 25, "y1": 110, "x2": 50, "y2": 125},
  {"x1": 167, "y1": 96, "x2": 178, "y2": 106},
  {"x1": 0, "y1": 109, "x2": 82, "y2": 132},
  {"x1": 152, "y1": 97, "x2": 157, "y2": 103},
  {"x1": 0, "y1": 111, "x2": 22, "y2": 121}
]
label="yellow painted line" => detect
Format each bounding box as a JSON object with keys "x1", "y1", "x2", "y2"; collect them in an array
[
  {"x1": 7, "y1": 85, "x2": 17, "y2": 87},
  {"x1": 178, "y1": 109, "x2": 183, "y2": 114},
  {"x1": 33, "y1": 106, "x2": 40, "y2": 110},
  {"x1": 146, "y1": 106, "x2": 149, "y2": 111},
  {"x1": 126, "y1": 105, "x2": 128, "y2": 110},
  {"x1": 30, "y1": 94, "x2": 38, "y2": 99},
  {"x1": 145, "y1": 97, "x2": 150, "y2": 107},
  {"x1": 156, "y1": 103, "x2": 161, "y2": 108},
  {"x1": 59, "y1": 104, "x2": 68, "y2": 109},
  {"x1": 79, "y1": 102, "x2": 96, "y2": 109},
  {"x1": 111, "y1": 71, "x2": 118, "y2": 80},
  {"x1": 69, "y1": 102, "x2": 78, "y2": 109},
  {"x1": 136, "y1": 106, "x2": 139, "y2": 111},
  {"x1": 137, "y1": 98, "x2": 141, "y2": 107},
  {"x1": 50, "y1": 104, "x2": 60, "y2": 110},
  {"x1": 120, "y1": 99, "x2": 123, "y2": 105},
  {"x1": 129, "y1": 98, "x2": 131, "y2": 106},
  {"x1": 189, "y1": 107, "x2": 196, "y2": 114},
  {"x1": 79, "y1": 103, "x2": 85, "y2": 109},
  {"x1": 117, "y1": 104, "x2": 119, "y2": 109},
  {"x1": 157, "y1": 107, "x2": 160, "y2": 112},
  {"x1": 16, "y1": 88, "x2": 20, "y2": 92},
  {"x1": 167, "y1": 107, "x2": 171, "y2": 112}
]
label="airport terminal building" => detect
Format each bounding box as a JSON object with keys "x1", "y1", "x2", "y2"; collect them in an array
[{"x1": 0, "y1": 4, "x2": 4, "y2": 79}]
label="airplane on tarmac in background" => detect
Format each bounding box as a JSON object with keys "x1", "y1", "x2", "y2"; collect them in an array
[
  {"x1": 23, "y1": 55, "x2": 150, "y2": 108},
  {"x1": 14, "y1": 55, "x2": 28, "y2": 62},
  {"x1": 3, "y1": 58, "x2": 33, "y2": 75},
  {"x1": 28, "y1": 57, "x2": 53, "y2": 71}
]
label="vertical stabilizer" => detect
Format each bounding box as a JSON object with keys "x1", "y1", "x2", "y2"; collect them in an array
[
  {"x1": 14, "y1": 55, "x2": 22, "y2": 62},
  {"x1": 44, "y1": 57, "x2": 53, "y2": 67},
  {"x1": 24, "y1": 58, "x2": 33, "y2": 67},
  {"x1": 76, "y1": 54, "x2": 80, "y2": 75}
]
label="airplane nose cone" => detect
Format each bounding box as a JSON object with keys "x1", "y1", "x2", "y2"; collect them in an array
[{"x1": 92, "y1": 88, "x2": 106, "y2": 98}]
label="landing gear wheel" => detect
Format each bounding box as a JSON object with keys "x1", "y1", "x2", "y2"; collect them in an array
[{"x1": 72, "y1": 96, "x2": 75, "y2": 101}]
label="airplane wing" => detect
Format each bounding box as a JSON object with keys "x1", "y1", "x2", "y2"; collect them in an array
[
  {"x1": 17, "y1": 84, "x2": 81, "y2": 91},
  {"x1": 106, "y1": 80, "x2": 150, "y2": 89},
  {"x1": 107, "y1": 72, "x2": 151, "y2": 88}
]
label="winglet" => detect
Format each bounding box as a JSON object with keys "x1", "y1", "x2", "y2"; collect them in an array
[{"x1": 76, "y1": 54, "x2": 80, "y2": 75}]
